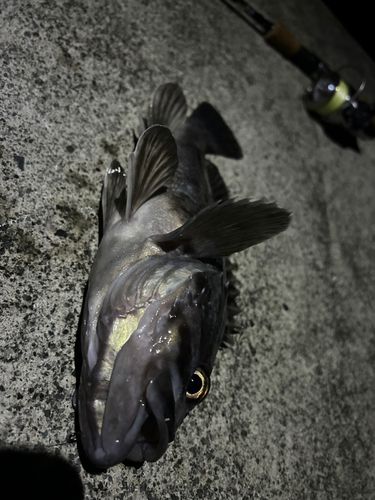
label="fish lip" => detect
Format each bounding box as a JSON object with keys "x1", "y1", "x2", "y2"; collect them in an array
[{"x1": 141, "y1": 376, "x2": 175, "y2": 462}]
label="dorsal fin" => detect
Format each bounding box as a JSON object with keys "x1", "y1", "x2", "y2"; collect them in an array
[
  {"x1": 152, "y1": 199, "x2": 291, "y2": 258},
  {"x1": 125, "y1": 125, "x2": 179, "y2": 220},
  {"x1": 148, "y1": 83, "x2": 187, "y2": 133},
  {"x1": 221, "y1": 258, "x2": 242, "y2": 348},
  {"x1": 102, "y1": 160, "x2": 127, "y2": 232}
]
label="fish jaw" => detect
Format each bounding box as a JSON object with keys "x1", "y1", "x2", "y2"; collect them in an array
[
  {"x1": 79, "y1": 362, "x2": 178, "y2": 467},
  {"x1": 78, "y1": 259, "x2": 226, "y2": 467}
]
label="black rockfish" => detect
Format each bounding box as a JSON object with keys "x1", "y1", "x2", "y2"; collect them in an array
[{"x1": 77, "y1": 83, "x2": 290, "y2": 468}]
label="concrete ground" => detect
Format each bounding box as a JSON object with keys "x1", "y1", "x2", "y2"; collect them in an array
[{"x1": 1, "y1": 1, "x2": 375, "y2": 499}]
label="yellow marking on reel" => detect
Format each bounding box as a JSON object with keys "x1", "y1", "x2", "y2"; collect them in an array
[{"x1": 314, "y1": 80, "x2": 349, "y2": 116}]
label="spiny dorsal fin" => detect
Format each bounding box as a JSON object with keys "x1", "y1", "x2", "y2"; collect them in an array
[
  {"x1": 126, "y1": 125, "x2": 178, "y2": 220},
  {"x1": 152, "y1": 199, "x2": 291, "y2": 258},
  {"x1": 221, "y1": 257, "x2": 242, "y2": 348},
  {"x1": 148, "y1": 83, "x2": 187, "y2": 133},
  {"x1": 102, "y1": 160, "x2": 127, "y2": 232}
]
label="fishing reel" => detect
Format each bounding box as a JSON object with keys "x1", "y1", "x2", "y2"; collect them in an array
[
  {"x1": 303, "y1": 66, "x2": 375, "y2": 141},
  {"x1": 262, "y1": 19, "x2": 375, "y2": 145},
  {"x1": 221, "y1": 0, "x2": 375, "y2": 148}
]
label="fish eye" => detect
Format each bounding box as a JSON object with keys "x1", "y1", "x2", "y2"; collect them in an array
[{"x1": 186, "y1": 367, "x2": 210, "y2": 402}]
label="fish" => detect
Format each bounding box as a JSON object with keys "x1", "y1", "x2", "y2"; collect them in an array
[{"x1": 76, "y1": 83, "x2": 291, "y2": 468}]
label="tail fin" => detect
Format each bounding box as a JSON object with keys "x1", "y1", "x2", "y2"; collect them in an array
[
  {"x1": 188, "y1": 102, "x2": 242, "y2": 159},
  {"x1": 138, "y1": 83, "x2": 187, "y2": 137}
]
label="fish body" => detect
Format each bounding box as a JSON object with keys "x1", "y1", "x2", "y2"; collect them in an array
[{"x1": 77, "y1": 84, "x2": 290, "y2": 468}]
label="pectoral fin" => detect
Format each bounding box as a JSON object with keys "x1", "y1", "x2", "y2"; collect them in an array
[{"x1": 152, "y1": 199, "x2": 291, "y2": 258}]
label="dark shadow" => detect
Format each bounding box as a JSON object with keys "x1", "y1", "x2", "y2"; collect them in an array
[
  {"x1": 0, "y1": 447, "x2": 84, "y2": 500},
  {"x1": 307, "y1": 111, "x2": 361, "y2": 152}
]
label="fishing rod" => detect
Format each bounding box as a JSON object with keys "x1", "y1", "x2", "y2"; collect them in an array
[{"x1": 221, "y1": 0, "x2": 375, "y2": 146}]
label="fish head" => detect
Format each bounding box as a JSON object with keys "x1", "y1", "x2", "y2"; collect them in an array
[{"x1": 78, "y1": 256, "x2": 226, "y2": 468}]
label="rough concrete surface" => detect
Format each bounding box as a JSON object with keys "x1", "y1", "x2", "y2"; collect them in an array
[{"x1": 1, "y1": 1, "x2": 375, "y2": 499}]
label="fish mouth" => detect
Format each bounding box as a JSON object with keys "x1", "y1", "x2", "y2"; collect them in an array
[{"x1": 80, "y1": 371, "x2": 176, "y2": 468}]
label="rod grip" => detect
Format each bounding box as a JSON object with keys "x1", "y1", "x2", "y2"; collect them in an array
[{"x1": 264, "y1": 21, "x2": 302, "y2": 58}]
